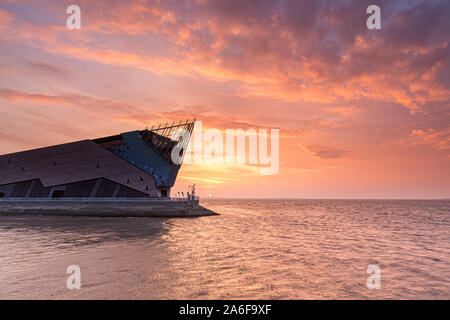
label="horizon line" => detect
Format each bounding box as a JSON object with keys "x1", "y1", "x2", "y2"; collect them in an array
[{"x1": 200, "y1": 197, "x2": 450, "y2": 200}]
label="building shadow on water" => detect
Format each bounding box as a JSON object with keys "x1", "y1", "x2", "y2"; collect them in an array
[{"x1": 0, "y1": 215, "x2": 173, "y2": 249}]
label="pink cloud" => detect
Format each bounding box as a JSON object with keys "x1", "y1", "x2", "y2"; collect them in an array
[
  {"x1": 0, "y1": 1, "x2": 449, "y2": 198},
  {"x1": 1, "y1": 1, "x2": 448, "y2": 114}
]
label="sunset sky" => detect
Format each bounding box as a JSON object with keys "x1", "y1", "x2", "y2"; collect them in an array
[{"x1": 0, "y1": 0, "x2": 449, "y2": 198}]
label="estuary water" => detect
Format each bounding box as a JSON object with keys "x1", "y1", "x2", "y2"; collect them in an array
[{"x1": 0, "y1": 199, "x2": 448, "y2": 299}]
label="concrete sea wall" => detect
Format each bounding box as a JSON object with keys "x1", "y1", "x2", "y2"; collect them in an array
[{"x1": 0, "y1": 198, "x2": 218, "y2": 217}]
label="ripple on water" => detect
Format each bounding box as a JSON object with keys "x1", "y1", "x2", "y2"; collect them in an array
[{"x1": 0, "y1": 199, "x2": 449, "y2": 299}]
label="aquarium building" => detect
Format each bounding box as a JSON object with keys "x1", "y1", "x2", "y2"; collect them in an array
[{"x1": 0, "y1": 121, "x2": 194, "y2": 199}]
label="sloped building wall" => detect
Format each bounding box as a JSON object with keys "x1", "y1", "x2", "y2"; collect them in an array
[
  {"x1": 0, "y1": 140, "x2": 158, "y2": 198},
  {"x1": 0, "y1": 178, "x2": 147, "y2": 198},
  {"x1": 0, "y1": 127, "x2": 190, "y2": 199}
]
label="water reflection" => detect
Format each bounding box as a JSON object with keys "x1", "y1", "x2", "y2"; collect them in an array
[
  {"x1": 0, "y1": 216, "x2": 171, "y2": 248},
  {"x1": 0, "y1": 199, "x2": 448, "y2": 299}
]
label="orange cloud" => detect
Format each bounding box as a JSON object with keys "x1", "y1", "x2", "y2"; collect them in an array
[
  {"x1": 0, "y1": 1, "x2": 449, "y2": 198},
  {"x1": 300, "y1": 144, "x2": 349, "y2": 159},
  {"x1": 409, "y1": 128, "x2": 450, "y2": 151},
  {"x1": 1, "y1": 1, "x2": 448, "y2": 114}
]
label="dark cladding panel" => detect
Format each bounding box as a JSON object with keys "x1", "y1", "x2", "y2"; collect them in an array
[
  {"x1": 116, "y1": 186, "x2": 133, "y2": 198},
  {"x1": 0, "y1": 183, "x2": 14, "y2": 198},
  {"x1": 39, "y1": 186, "x2": 52, "y2": 198},
  {"x1": 2, "y1": 179, "x2": 53, "y2": 198},
  {"x1": 63, "y1": 179, "x2": 98, "y2": 198},
  {"x1": 64, "y1": 181, "x2": 81, "y2": 197},
  {"x1": 76, "y1": 180, "x2": 97, "y2": 197},
  {"x1": 116, "y1": 185, "x2": 147, "y2": 198},
  {"x1": 131, "y1": 189, "x2": 146, "y2": 198},
  {"x1": 29, "y1": 179, "x2": 45, "y2": 197},
  {"x1": 95, "y1": 179, "x2": 117, "y2": 197},
  {"x1": 10, "y1": 180, "x2": 33, "y2": 197},
  {"x1": 0, "y1": 140, "x2": 94, "y2": 164},
  {"x1": 0, "y1": 142, "x2": 103, "y2": 177}
]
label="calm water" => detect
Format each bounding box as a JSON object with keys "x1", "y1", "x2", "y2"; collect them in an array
[{"x1": 0, "y1": 199, "x2": 448, "y2": 299}]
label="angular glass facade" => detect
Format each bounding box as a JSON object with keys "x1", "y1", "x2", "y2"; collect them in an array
[{"x1": 0, "y1": 121, "x2": 194, "y2": 199}]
